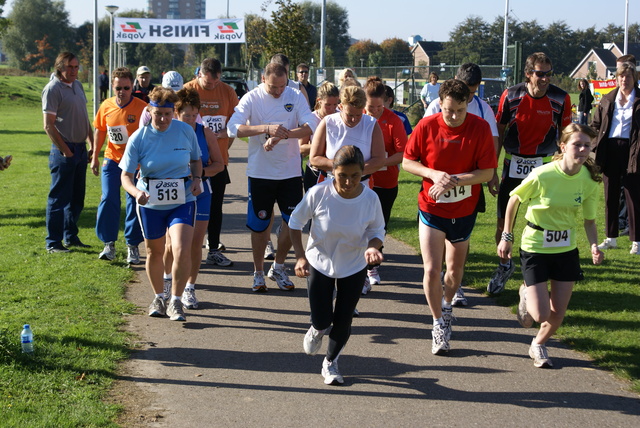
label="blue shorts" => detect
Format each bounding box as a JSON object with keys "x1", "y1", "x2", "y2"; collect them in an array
[
  {"x1": 247, "y1": 177, "x2": 302, "y2": 233},
  {"x1": 419, "y1": 210, "x2": 477, "y2": 243},
  {"x1": 195, "y1": 182, "x2": 212, "y2": 222},
  {"x1": 137, "y1": 201, "x2": 196, "y2": 240}
]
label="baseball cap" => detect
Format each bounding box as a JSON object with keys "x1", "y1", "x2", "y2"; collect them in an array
[
  {"x1": 137, "y1": 66, "x2": 151, "y2": 75},
  {"x1": 162, "y1": 71, "x2": 184, "y2": 91}
]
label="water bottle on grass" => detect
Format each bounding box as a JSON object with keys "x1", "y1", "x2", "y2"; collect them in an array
[{"x1": 21, "y1": 324, "x2": 34, "y2": 354}]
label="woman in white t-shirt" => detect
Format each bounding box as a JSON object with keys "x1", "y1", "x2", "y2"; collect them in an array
[{"x1": 290, "y1": 145, "x2": 385, "y2": 385}]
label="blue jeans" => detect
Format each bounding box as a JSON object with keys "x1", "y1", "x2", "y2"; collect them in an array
[
  {"x1": 46, "y1": 143, "x2": 87, "y2": 247},
  {"x1": 95, "y1": 158, "x2": 143, "y2": 246}
]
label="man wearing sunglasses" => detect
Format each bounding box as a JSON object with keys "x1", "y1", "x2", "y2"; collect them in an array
[
  {"x1": 488, "y1": 52, "x2": 572, "y2": 294},
  {"x1": 297, "y1": 63, "x2": 317, "y2": 109},
  {"x1": 92, "y1": 67, "x2": 147, "y2": 264}
]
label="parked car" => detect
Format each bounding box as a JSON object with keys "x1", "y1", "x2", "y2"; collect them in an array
[{"x1": 221, "y1": 67, "x2": 250, "y2": 99}]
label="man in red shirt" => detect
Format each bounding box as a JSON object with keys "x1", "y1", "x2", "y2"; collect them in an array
[
  {"x1": 403, "y1": 79, "x2": 497, "y2": 355},
  {"x1": 489, "y1": 52, "x2": 572, "y2": 294}
]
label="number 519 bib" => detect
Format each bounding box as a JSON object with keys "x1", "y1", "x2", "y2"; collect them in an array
[{"x1": 148, "y1": 179, "x2": 186, "y2": 205}]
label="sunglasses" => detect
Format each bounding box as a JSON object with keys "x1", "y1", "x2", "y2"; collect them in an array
[
  {"x1": 115, "y1": 86, "x2": 131, "y2": 91},
  {"x1": 529, "y1": 69, "x2": 553, "y2": 78},
  {"x1": 297, "y1": 70, "x2": 309, "y2": 74}
]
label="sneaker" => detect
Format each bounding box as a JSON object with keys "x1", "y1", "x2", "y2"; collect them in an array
[
  {"x1": 441, "y1": 307, "x2": 454, "y2": 341},
  {"x1": 64, "y1": 238, "x2": 90, "y2": 248},
  {"x1": 598, "y1": 238, "x2": 617, "y2": 250},
  {"x1": 99, "y1": 241, "x2": 116, "y2": 261},
  {"x1": 126, "y1": 245, "x2": 141, "y2": 265},
  {"x1": 630, "y1": 242, "x2": 640, "y2": 255},
  {"x1": 451, "y1": 287, "x2": 468, "y2": 306},
  {"x1": 431, "y1": 323, "x2": 450, "y2": 355},
  {"x1": 46, "y1": 243, "x2": 71, "y2": 253},
  {"x1": 487, "y1": 260, "x2": 516, "y2": 294},
  {"x1": 367, "y1": 266, "x2": 381, "y2": 285},
  {"x1": 182, "y1": 288, "x2": 199, "y2": 309},
  {"x1": 529, "y1": 341, "x2": 553, "y2": 368},
  {"x1": 163, "y1": 278, "x2": 172, "y2": 301},
  {"x1": 362, "y1": 276, "x2": 372, "y2": 295},
  {"x1": 321, "y1": 358, "x2": 344, "y2": 385},
  {"x1": 166, "y1": 299, "x2": 186, "y2": 322},
  {"x1": 267, "y1": 264, "x2": 295, "y2": 291},
  {"x1": 264, "y1": 241, "x2": 276, "y2": 260},
  {"x1": 517, "y1": 284, "x2": 534, "y2": 328},
  {"x1": 252, "y1": 271, "x2": 268, "y2": 292},
  {"x1": 148, "y1": 296, "x2": 166, "y2": 317},
  {"x1": 206, "y1": 250, "x2": 233, "y2": 266},
  {"x1": 303, "y1": 326, "x2": 324, "y2": 355}
]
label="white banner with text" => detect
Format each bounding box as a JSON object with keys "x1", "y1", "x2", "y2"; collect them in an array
[{"x1": 113, "y1": 18, "x2": 245, "y2": 44}]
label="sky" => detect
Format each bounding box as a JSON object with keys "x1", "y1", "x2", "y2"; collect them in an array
[{"x1": 4, "y1": 0, "x2": 636, "y2": 43}]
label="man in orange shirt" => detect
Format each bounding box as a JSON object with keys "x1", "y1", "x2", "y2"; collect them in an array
[
  {"x1": 92, "y1": 67, "x2": 148, "y2": 264},
  {"x1": 183, "y1": 57, "x2": 239, "y2": 267}
]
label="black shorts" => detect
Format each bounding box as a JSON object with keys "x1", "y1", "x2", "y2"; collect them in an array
[
  {"x1": 247, "y1": 176, "x2": 302, "y2": 232},
  {"x1": 419, "y1": 210, "x2": 477, "y2": 243},
  {"x1": 520, "y1": 248, "x2": 584, "y2": 285},
  {"x1": 497, "y1": 175, "x2": 522, "y2": 219}
]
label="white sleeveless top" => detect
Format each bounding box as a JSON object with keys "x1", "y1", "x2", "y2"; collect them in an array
[{"x1": 324, "y1": 112, "x2": 376, "y2": 160}]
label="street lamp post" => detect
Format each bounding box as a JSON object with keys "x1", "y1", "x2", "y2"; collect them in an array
[{"x1": 105, "y1": 5, "x2": 119, "y2": 97}]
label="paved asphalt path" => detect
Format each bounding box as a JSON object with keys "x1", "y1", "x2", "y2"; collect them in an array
[{"x1": 113, "y1": 143, "x2": 640, "y2": 427}]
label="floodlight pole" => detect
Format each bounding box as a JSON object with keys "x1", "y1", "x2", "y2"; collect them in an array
[
  {"x1": 502, "y1": 0, "x2": 509, "y2": 71},
  {"x1": 93, "y1": 0, "x2": 99, "y2": 115},
  {"x1": 624, "y1": 0, "x2": 629, "y2": 54},
  {"x1": 106, "y1": 5, "x2": 119, "y2": 97}
]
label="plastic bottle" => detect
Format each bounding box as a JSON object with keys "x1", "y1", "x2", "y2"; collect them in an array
[{"x1": 21, "y1": 324, "x2": 34, "y2": 354}]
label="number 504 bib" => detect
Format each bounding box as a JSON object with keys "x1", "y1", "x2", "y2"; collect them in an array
[{"x1": 148, "y1": 179, "x2": 186, "y2": 205}]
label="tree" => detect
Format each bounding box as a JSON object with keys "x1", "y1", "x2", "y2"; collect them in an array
[
  {"x1": 265, "y1": 0, "x2": 313, "y2": 72},
  {"x1": 346, "y1": 39, "x2": 380, "y2": 68},
  {"x1": 438, "y1": 16, "x2": 494, "y2": 65},
  {"x1": 380, "y1": 38, "x2": 411, "y2": 66},
  {"x1": 0, "y1": 0, "x2": 9, "y2": 37},
  {"x1": 3, "y1": 0, "x2": 72, "y2": 71},
  {"x1": 23, "y1": 35, "x2": 52, "y2": 72},
  {"x1": 299, "y1": 1, "x2": 350, "y2": 65},
  {"x1": 244, "y1": 13, "x2": 268, "y2": 68}
]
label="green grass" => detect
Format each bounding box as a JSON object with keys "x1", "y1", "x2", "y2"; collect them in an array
[
  {"x1": 390, "y1": 166, "x2": 640, "y2": 393},
  {"x1": 0, "y1": 83, "x2": 136, "y2": 426}
]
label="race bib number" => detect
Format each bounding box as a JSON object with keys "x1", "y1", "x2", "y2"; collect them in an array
[
  {"x1": 436, "y1": 185, "x2": 471, "y2": 203},
  {"x1": 508, "y1": 155, "x2": 543, "y2": 179},
  {"x1": 202, "y1": 115, "x2": 226, "y2": 134},
  {"x1": 148, "y1": 179, "x2": 186, "y2": 205},
  {"x1": 107, "y1": 125, "x2": 129, "y2": 145},
  {"x1": 542, "y1": 229, "x2": 571, "y2": 248}
]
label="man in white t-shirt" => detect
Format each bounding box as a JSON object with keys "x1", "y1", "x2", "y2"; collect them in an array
[{"x1": 227, "y1": 63, "x2": 319, "y2": 292}]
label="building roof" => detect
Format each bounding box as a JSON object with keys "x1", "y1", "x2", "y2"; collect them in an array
[
  {"x1": 570, "y1": 43, "x2": 640, "y2": 78},
  {"x1": 411, "y1": 41, "x2": 444, "y2": 56}
]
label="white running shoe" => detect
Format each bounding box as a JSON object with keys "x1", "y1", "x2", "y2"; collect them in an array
[
  {"x1": 182, "y1": 288, "x2": 199, "y2": 309},
  {"x1": 630, "y1": 242, "x2": 640, "y2": 255},
  {"x1": 598, "y1": 238, "x2": 617, "y2": 250},
  {"x1": 321, "y1": 358, "x2": 344, "y2": 385},
  {"x1": 99, "y1": 241, "x2": 116, "y2": 261},
  {"x1": 431, "y1": 323, "x2": 450, "y2": 355},
  {"x1": 367, "y1": 266, "x2": 380, "y2": 285},
  {"x1": 267, "y1": 264, "x2": 295, "y2": 291},
  {"x1": 166, "y1": 299, "x2": 186, "y2": 322},
  {"x1": 126, "y1": 244, "x2": 141, "y2": 265},
  {"x1": 303, "y1": 326, "x2": 324, "y2": 355},
  {"x1": 362, "y1": 276, "x2": 372, "y2": 295},
  {"x1": 148, "y1": 296, "x2": 166, "y2": 317},
  {"x1": 529, "y1": 340, "x2": 553, "y2": 368},
  {"x1": 487, "y1": 260, "x2": 516, "y2": 294},
  {"x1": 264, "y1": 241, "x2": 276, "y2": 260},
  {"x1": 206, "y1": 250, "x2": 233, "y2": 266},
  {"x1": 451, "y1": 287, "x2": 468, "y2": 306},
  {"x1": 441, "y1": 307, "x2": 454, "y2": 341},
  {"x1": 517, "y1": 284, "x2": 534, "y2": 328},
  {"x1": 252, "y1": 271, "x2": 268, "y2": 292}
]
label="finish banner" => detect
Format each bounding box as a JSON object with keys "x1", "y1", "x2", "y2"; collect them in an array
[{"x1": 113, "y1": 18, "x2": 245, "y2": 44}]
